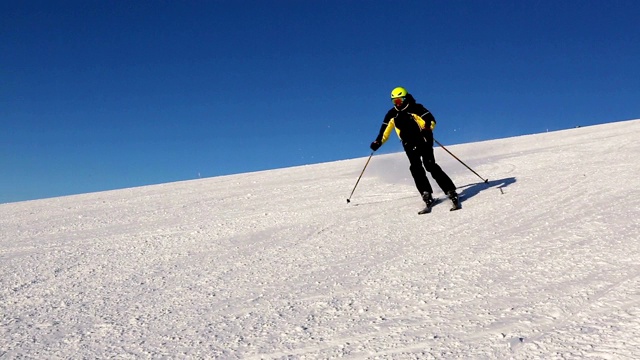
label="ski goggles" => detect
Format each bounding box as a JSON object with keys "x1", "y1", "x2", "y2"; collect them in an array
[{"x1": 392, "y1": 97, "x2": 406, "y2": 106}]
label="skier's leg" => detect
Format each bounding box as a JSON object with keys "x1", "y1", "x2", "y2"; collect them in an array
[
  {"x1": 405, "y1": 146, "x2": 433, "y2": 195},
  {"x1": 422, "y1": 146, "x2": 456, "y2": 194}
]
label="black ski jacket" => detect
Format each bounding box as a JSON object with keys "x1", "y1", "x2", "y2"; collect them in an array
[{"x1": 374, "y1": 94, "x2": 436, "y2": 147}]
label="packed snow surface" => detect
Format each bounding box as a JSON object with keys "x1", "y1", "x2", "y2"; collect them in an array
[{"x1": 2, "y1": 120, "x2": 640, "y2": 359}]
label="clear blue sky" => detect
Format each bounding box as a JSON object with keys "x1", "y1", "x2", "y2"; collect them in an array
[{"x1": 2, "y1": 1, "x2": 639, "y2": 203}]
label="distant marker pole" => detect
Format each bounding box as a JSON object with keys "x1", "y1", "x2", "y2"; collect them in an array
[
  {"x1": 434, "y1": 138, "x2": 489, "y2": 183},
  {"x1": 346, "y1": 152, "x2": 374, "y2": 204}
]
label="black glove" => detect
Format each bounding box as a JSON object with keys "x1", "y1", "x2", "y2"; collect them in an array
[{"x1": 370, "y1": 141, "x2": 381, "y2": 151}]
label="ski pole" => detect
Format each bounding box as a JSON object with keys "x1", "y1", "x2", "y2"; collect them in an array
[
  {"x1": 346, "y1": 152, "x2": 374, "y2": 203},
  {"x1": 433, "y1": 138, "x2": 488, "y2": 183}
]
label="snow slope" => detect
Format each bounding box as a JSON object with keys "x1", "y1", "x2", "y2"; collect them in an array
[{"x1": 2, "y1": 119, "x2": 640, "y2": 359}]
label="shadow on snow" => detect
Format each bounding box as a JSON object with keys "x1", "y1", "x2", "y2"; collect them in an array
[
  {"x1": 349, "y1": 177, "x2": 517, "y2": 207},
  {"x1": 457, "y1": 177, "x2": 517, "y2": 204}
]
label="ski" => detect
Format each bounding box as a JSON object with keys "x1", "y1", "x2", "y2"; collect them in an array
[
  {"x1": 418, "y1": 206, "x2": 432, "y2": 215},
  {"x1": 418, "y1": 197, "x2": 461, "y2": 214}
]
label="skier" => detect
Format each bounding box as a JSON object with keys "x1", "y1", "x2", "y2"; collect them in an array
[{"x1": 370, "y1": 86, "x2": 460, "y2": 211}]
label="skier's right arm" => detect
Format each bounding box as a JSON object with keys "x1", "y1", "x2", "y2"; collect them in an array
[
  {"x1": 371, "y1": 112, "x2": 396, "y2": 151},
  {"x1": 371, "y1": 122, "x2": 395, "y2": 151}
]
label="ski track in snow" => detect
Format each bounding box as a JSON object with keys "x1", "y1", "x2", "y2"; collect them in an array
[{"x1": 1, "y1": 120, "x2": 640, "y2": 359}]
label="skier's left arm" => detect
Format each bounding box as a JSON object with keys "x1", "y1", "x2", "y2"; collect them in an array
[{"x1": 415, "y1": 104, "x2": 436, "y2": 131}]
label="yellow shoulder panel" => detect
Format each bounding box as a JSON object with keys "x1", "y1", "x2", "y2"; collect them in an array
[{"x1": 411, "y1": 114, "x2": 427, "y2": 130}]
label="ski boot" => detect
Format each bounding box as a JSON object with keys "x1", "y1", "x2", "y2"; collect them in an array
[
  {"x1": 448, "y1": 190, "x2": 461, "y2": 211},
  {"x1": 418, "y1": 192, "x2": 435, "y2": 214},
  {"x1": 423, "y1": 191, "x2": 435, "y2": 206}
]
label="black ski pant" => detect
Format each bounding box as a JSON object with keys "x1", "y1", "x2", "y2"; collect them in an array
[{"x1": 403, "y1": 141, "x2": 456, "y2": 196}]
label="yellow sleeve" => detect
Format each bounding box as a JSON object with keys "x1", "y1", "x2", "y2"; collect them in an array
[
  {"x1": 381, "y1": 118, "x2": 396, "y2": 144},
  {"x1": 411, "y1": 114, "x2": 427, "y2": 130}
]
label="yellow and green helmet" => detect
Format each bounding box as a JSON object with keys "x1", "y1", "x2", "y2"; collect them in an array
[{"x1": 390, "y1": 86, "x2": 408, "y2": 106}]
